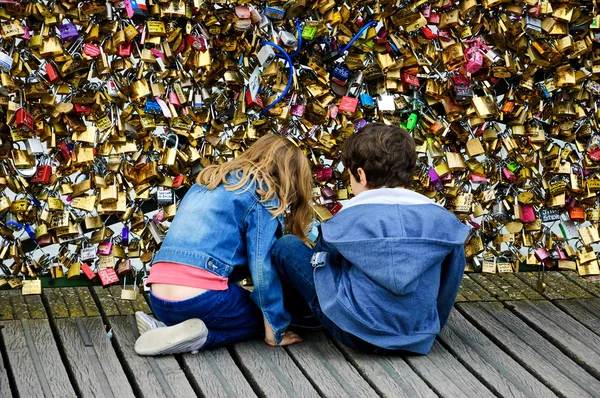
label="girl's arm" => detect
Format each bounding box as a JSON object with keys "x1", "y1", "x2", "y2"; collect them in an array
[{"x1": 245, "y1": 202, "x2": 296, "y2": 345}]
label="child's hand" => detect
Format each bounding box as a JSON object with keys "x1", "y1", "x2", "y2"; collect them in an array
[{"x1": 265, "y1": 330, "x2": 302, "y2": 347}]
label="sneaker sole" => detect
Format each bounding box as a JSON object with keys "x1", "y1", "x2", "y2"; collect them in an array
[{"x1": 134, "y1": 318, "x2": 207, "y2": 356}]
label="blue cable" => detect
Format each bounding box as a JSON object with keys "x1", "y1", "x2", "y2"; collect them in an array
[
  {"x1": 340, "y1": 20, "x2": 377, "y2": 53},
  {"x1": 276, "y1": 19, "x2": 303, "y2": 58},
  {"x1": 322, "y1": 37, "x2": 331, "y2": 48},
  {"x1": 260, "y1": 41, "x2": 293, "y2": 116}
]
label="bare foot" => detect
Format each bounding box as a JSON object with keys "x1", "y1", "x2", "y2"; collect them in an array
[{"x1": 265, "y1": 330, "x2": 303, "y2": 347}]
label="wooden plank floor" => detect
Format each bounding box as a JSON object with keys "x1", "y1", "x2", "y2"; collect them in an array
[{"x1": 0, "y1": 273, "x2": 599, "y2": 398}]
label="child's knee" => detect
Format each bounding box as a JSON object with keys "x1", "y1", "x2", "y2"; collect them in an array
[{"x1": 272, "y1": 235, "x2": 304, "y2": 262}]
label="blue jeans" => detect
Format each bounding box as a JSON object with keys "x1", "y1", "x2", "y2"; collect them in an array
[
  {"x1": 271, "y1": 235, "x2": 380, "y2": 354},
  {"x1": 150, "y1": 283, "x2": 263, "y2": 350}
]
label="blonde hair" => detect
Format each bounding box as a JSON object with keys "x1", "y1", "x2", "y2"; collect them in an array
[{"x1": 197, "y1": 135, "x2": 313, "y2": 240}]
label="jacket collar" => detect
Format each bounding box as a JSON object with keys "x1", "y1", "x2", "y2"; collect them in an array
[{"x1": 341, "y1": 188, "x2": 442, "y2": 211}]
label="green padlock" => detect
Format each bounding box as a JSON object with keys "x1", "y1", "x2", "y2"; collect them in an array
[
  {"x1": 506, "y1": 161, "x2": 520, "y2": 172},
  {"x1": 302, "y1": 25, "x2": 317, "y2": 40}
]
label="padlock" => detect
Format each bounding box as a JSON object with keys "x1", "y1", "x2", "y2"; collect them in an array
[{"x1": 31, "y1": 156, "x2": 52, "y2": 185}]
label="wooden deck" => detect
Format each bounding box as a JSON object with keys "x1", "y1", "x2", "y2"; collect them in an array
[{"x1": 1, "y1": 271, "x2": 599, "y2": 398}]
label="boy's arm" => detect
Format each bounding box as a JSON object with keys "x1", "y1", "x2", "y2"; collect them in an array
[{"x1": 437, "y1": 246, "x2": 467, "y2": 328}]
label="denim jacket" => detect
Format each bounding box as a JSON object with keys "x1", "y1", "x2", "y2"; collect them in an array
[
  {"x1": 152, "y1": 173, "x2": 290, "y2": 343},
  {"x1": 313, "y1": 188, "x2": 471, "y2": 354}
]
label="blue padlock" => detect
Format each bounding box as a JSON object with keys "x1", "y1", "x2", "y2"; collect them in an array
[
  {"x1": 540, "y1": 84, "x2": 551, "y2": 100},
  {"x1": 144, "y1": 99, "x2": 162, "y2": 115},
  {"x1": 24, "y1": 224, "x2": 37, "y2": 243},
  {"x1": 264, "y1": 6, "x2": 286, "y2": 20},
  {"x1": 332, "y1": 65, "x2": 351, "y2": 86},
  {"x1": 360, "y1": 93, "x2": 375, "y2": 108}
]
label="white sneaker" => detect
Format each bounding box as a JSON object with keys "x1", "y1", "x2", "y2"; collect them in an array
[
  {"x1": 135, "y1": 311, "x2": 166, "y2": 335},
  {"x1": 134, "y1": 318, "x2": 208, "y2": 356}
]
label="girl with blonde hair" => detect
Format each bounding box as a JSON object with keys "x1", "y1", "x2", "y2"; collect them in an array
[{"x1": 134, "y1": 134, "x2": 313, "y2": 355}]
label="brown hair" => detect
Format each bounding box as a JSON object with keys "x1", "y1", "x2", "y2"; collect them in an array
[
  {"x1": 197, "y1": 135, "x2": 313, "y2": 240},
  {"x1": 341, "y1": 123, "x2": 416, "y2": 188}
]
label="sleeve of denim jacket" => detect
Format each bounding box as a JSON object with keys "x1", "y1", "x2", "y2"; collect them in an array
[{"x1": 245, "y1": 202, "x2": 290, "y2": 344}]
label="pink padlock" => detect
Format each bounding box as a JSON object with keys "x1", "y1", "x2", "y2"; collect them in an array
[
  {"x1": 534, "y1": 245, "x2": 551, "y2": 261},
  {"x1": 97, "y1": 241, "x2": 113, "y2": 256},
  {"x1": 503, "y1": 168, "x2": 517, "y2": 181},
  {"x1": 521, "y1": 205, "x2": 536, "y2": 222},
  {"x1": 465, "y1": 46, "x2": 483, "y2": 74},
  {"x1": 557, "y1": 247, "x2": 569, "y2": 260},
  {"x1": 290, "y1": 105, "x2": 305, "y2": 117},
  {"x1": 169, "y1": 91, "x2": 182, "y2": 106},
  {"x1": 470, "y1": 174, "x2": 488, "y2": 183}
]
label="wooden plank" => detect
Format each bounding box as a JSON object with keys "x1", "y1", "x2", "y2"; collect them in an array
[
  {"x1": 514, "y1": 272, "x2": 593, "y2": 300},
  {"x1": 441, "y1": 310, "x2": 556, "y2": 398},
  {"x1": 405, "y1": 342, "x2": 495, "y2": 398},
  {"x1": 0, "y1": 328, "x2": 13, "y2": 398},
  {"x1": 91, "y1": 286, "x2": 120, "y2": 316},
  {"x1": 553, "y1": 300, "x2": 600, "y2": 336},
  {"x1": 9, "y1": 290, "x2": 29, "y2": 320},
  {"x1": 61, "y1": 288, "x2": 86, "y2": 317},
  {"x1": 508, "y1": 300, "x2": 600, "y2": 378},
  {"x1": 469, "y1": 274, "x2": 514, "y2": 301},
  {"x1": 498, "y1": 274, "x2": 545, "y2": 300},
  {"x1": 76, "y1": 287, "x2": 100, "y2": 316},
  {"x1": 108, "y1": 286, "x2": 135, "y2": 315},
  {"x1": 454, "y1": 292, "x2": 467, "y2": 303},
  {"x1": 459, "y1": 275, "x2": 496, "y2": 301},
  {"x1": 1, "y1": 319, "x2": 76, "y2": 398},
  {"x1": 24, "y1": 295, "x2": 46, "y2": 319},
  {"x1": 0, "y1": 320, "x2": 44, "y2": 397},
  {"x1": 182, "y1": 347, "x2": 258, "y2": 398},
  {"x1": 335, "y1": 344, "x2": 436, "y2": 398},
  {"x1": 0, "y1": 291, "x2": 13, "y2": 321},
  {"x1": 577, "y1": 297, "x2": 600, "y2": 317},
  {"x1": 110, "y1": 315, "x2": 196, "y2": 398},
  {"x1": 54, "y1": 317, "x2": 135, "y2": 398},
  {"x1": 131, "y1": 288, "x2": 152, "y2": 313},
  {"x1": 562, "y1": 271, "x2": 600, "y2": 297},
  {"x1": 44, "y1": 288, "x2": 69, "y2": 318},
  {"x1": 459, "y1": 302, "x2": 600, "y2": 398},
  {"x1": 286, "y1": 332, "x2": 379, "y2": 398},
  {"x1": 230, "y1": 339, "x2": 317, "y2": 398}
]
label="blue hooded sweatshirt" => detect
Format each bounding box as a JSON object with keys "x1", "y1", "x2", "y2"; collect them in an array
[{"x1": 313, "y1": 188, "x2": 471, "y2": 354}]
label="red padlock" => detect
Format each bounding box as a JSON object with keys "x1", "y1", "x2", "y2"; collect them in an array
[
  {"x1": 316, "y1": 167, "x2": 333, "y2": 181},
  {"x1": 81, "y1": 262, "x2": 97, "y2": 280},
  {"x1": 402, "y1": 72, "x2": 420, "y2": 88},
  {"x1": 246, "y1": 90, "x2": 264, "y2": 108},
  {"x1": 45, "y1": 62, "x2": 61, "y2": 84},
  {"x1": 339, "y1": 96, "x2": 359, "y2": 114},
  {"x1": 31, "y1": 157, "x2": 52, "y2": 184},
  {"x1": 98, "y1": 268, "x2": 119, "y2": 286},
  {"x1": 117, "y1": 259, "x2": 133, "y2": 275},
  {"x1": 60, "y1": 141, "x2": 71, "y2": 160},
  {"x1": 186, "y1": 35, "x2": 206, "y2": 52},
  {"x1": 172, "y1": 174, "x2": 184, "y2": 187},
  {"x1": 117, "y1": 42, "x2": 132, "y2": 57},
  {"x1": 83, "y1": 43, "x2": 101, "y2": 57},
  {"x1": 74, "y1": 104, "x2": 92, "y2": 115},
  {"x1": 328, "y1": 201, "x2": 343, "y2": 215},
  {"x1": 15, "y1": 107, "x2": 34, "y2": 132},
  {"x1": 569, "y1": 206, "x2": 585, "y2": 221},
  {"x1": 15, "y1": 91, "x2": 34, "y2": 132}
]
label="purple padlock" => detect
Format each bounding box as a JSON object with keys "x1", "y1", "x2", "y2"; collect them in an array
[
  {"x1": 121, "y1": 227, "x2": 130, "y2": 246},
  {"x1": 58, "y1": 23, "x2": 79, "y2": 42},
  {"x1": 354, "y1": 119, "x2": 368, "y2": 131}
]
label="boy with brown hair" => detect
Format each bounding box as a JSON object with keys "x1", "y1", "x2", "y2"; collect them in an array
[{"x1": 272, "y1": 123, "x2": 470, "y2": 354}]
